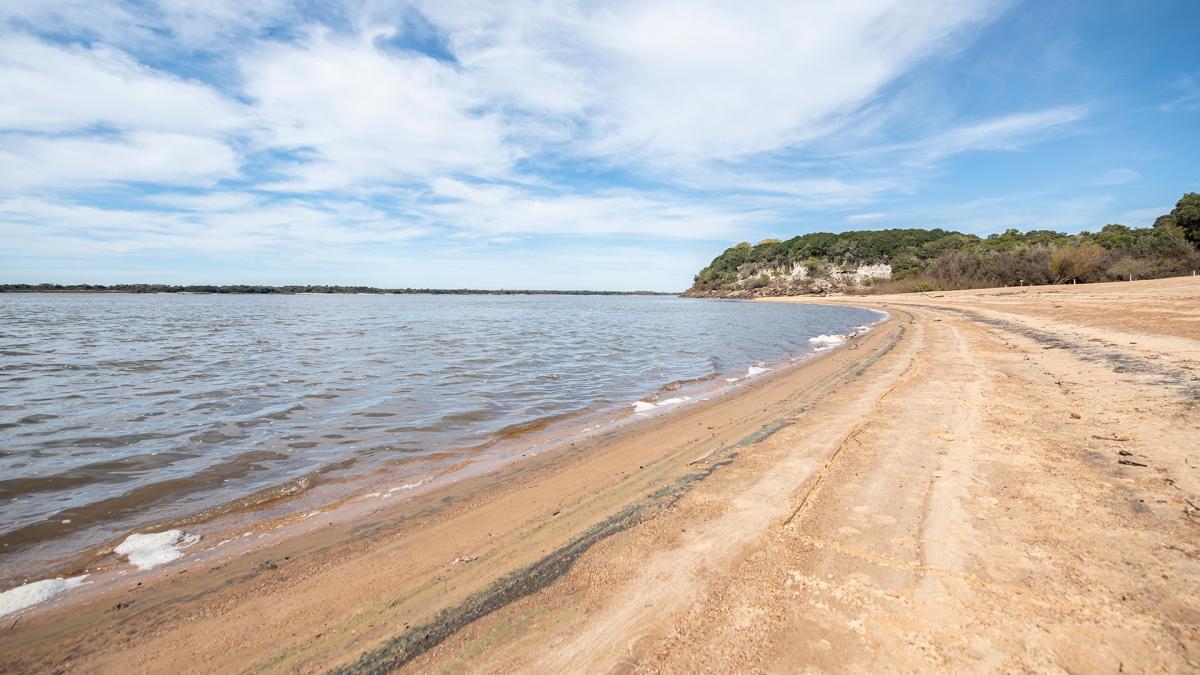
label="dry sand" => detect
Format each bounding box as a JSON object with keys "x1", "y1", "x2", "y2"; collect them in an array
[{"x1": 2, "y1": 276, "x2": 1198, "y2": 673}]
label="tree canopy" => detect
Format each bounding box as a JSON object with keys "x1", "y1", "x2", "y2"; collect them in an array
[{"x1": 1160, "y1": 192, "x2": 1200, "y2": 245}]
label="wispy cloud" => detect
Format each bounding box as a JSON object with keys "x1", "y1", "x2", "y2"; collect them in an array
[
  {"x1": 868, "y1": 106, "x2": 1089, "y2": 166},
  {"x1": 0, "y1": 196, "x2": 429, "y2": 257},
  {"x1": 1093, "y1": 168, "x2": 1142, "y2": 187},
  {"x1": 0, "y1": 132, "x2": 239, "y2": 191},
  {"x1": 847, "y1": 212, "x2": 889, "y2": 222},
  {"x1": 426, "y1": 178, "x2": 751, "y2": 239},
  {"x1": 1160, "y1": 74, "x2": 1200, "y2": 113},
  {"x1": 875, "y1": 190, "x2": 1130, "y2": 235},
  {"x1": 0, "y1": 34, "x2": 246, "y2": 134}
]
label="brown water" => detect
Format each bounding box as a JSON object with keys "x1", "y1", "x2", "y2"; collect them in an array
[{"x1": 0, "y1": 293, "x2": 882, "y2": 582}]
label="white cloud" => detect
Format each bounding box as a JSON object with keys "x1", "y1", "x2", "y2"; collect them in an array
[
  {"x1": 876, "y1": 106, "x2": 1089, "y2": 166},
  {"x1": 847, "y1": 212, "x2": 888, "y2": 222},
  {"x1": 715, "y1": 176, "x2": 901, "y2": 210},
  {"x1": 0, "y1": 34, "x2": 246, "y2": 134},
  {"x1": 0, "y1": 196, "x2": 428, "y2": 257},
  {"x1": 150, "y1": 0, "x2": 294, "y2": 46},
  {"x1": 1094, "y1": 168, "x2": 1141, "y2": 186},
  {"x1": 590, "y1": 2, "x2": 1000, "y2": 162},
  {"x1": 0, "y1": 0, "x2": 294, "y2": 50},
  {"x1": 422, "y1": 0, "x2": 1006, "y2": 165},
  {"x1": 0, "y1": 1, "x2": 1027, "y2": 201},
  {"x1": 1110, "y1": 205, "x2": 1169, "y2": 228},
  {"x1": 1160, "y1": 75, "x2": 1200, "y2": 113},
  {"x1": 146, "y1": 191, "x2": 262, "y2": 211},
  {"x1": 427, "y1": 178, "x2": 747, "y2": 239},
  {"x1": 0, "y1": 194, "x2": 702, "y2": 290},
  {"x1": 242, "y1": 29, "x2": 515, "y2": 190},
  {"x1": 0, "y1": 2, "x2": 148, "y2": 45},
  {"x1": 0, "y1": 132, "x2": 239, "y2": 190},
  {"x1": 889, "y1": 191, "x2": 1118, "y2": 234}
]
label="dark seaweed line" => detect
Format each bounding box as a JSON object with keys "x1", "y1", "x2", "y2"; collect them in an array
[
  {"x1": 327, "y1": 315, "x2": 905, "y2": 674},
  {"x1": 328, "y1": 455, "x2": 736, "y2": 675},
  {"x1": 924, "y1": 305, "x2": 1200, "y2": 401}
]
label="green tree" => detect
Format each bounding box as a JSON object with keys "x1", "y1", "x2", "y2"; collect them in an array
[
  {"x1": 1091, "y1": 224, "x2": 1133, "y2": 252},
  {"x1": 1164, "y1": 193, "x2": 1200, "y2": 245}
]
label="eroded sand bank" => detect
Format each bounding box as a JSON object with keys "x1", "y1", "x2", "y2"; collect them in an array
[{"x1": 3, "y1": 277, "x2": 1198, "y2": 673}]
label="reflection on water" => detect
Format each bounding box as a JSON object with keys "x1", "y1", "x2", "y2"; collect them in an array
[{"x1": 0, "y1": 293, "x2": 880, "y2": 577}]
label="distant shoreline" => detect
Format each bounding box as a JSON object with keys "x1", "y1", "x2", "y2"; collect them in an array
[{"x1": 0, "y1": 284, "x2": 677, "y2": 297}]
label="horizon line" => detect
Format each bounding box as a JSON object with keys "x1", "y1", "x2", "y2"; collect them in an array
[{"x1": 0, "y1": 283, "x2": 681, "y2": 296}]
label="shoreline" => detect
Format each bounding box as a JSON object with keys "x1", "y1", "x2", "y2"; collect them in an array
[
  {"x1": 0, "y1": 307, "x2": 903, "y2": 670},
  {"x1": 3, "y1": 277, "x2": 1198, "y2": 672},
  {"x1": 0, "y1": 304, "x2": 886, "y2": 608}
]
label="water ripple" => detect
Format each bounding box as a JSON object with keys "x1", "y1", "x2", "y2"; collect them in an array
[{"x1": 0, "y1": 293, "x2": 880, "y2": 579}]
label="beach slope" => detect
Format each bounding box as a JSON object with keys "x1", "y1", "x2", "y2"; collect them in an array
[{"x1": 3, "y1": 277, "x2": 1199, "y2": 672}]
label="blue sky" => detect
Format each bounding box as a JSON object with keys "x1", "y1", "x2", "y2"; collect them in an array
[{"x1": 1, "y1": 0, "x2": 1197, "y2": 291}]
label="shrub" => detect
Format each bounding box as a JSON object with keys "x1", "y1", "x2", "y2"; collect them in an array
[
  {"x1": 804, "y1": 258, "x2": 832, "y2": 278},
  {"x1": 1049, "y1": 244, "x2": 1107, "y2": 284},
  {"x1": 745, "y1": 274, "x2": 770, "y2": 290}
]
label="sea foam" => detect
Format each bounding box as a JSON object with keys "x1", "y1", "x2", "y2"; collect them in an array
[
  {"x1": 632, "y1": 396, "x2": 692, "y2": 413},
  {"x1": 0, "y1": 575, "x2": 89, "y2": 617},
  {"x1": 114, "y1": 530, "x2": 200, "y2": 570},
  {"x1": 808, "y1": 334, "x2": 847, "y2": 346}
]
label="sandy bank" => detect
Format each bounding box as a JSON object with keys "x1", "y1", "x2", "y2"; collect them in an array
[{"x1": 3, "y1": 277, "x2": 1199, "y2": 672}]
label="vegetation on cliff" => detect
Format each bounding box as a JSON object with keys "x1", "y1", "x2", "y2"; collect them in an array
[{"x1": 689, "y1": 192, "x2": 1200, "y2": 295}]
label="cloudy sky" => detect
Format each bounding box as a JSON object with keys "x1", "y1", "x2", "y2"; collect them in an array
[{"x1": 2, "y1": 0, "x2": 1197, "y2": 290}]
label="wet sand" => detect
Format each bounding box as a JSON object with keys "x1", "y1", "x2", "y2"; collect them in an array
[{"x1": 3, "y1": 276, "x2": 1199, "y2": 672}]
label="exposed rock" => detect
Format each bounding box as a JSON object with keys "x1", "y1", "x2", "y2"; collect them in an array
[{"x1": 683, "y1": 262, "x2": 892, "y2": 298}]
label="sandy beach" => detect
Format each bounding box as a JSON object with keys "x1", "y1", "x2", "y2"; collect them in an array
[{"x1": 3, "y1": 276, "x2": 1199, "y2": 673}]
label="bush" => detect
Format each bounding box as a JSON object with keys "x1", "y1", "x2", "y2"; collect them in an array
[
  {"x1": 1107, "y1": 256, "x2": 1155, "y2": 281},
  {"x1": 804, "y1": 258, "x2": 832, "y2": 278},
  {"x1": 1049, "y1": 244, "x2": 1108, "y2": 283},
  {"x1": 745, "y1": 274, "x2": 770, "y2": 290}
]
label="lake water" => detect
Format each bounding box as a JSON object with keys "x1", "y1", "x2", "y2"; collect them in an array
[{"x1": 0, "y1": 293, "x2": 881, "y2": 582}]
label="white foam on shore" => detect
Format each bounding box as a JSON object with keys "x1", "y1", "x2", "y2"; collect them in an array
[
  {"x1": 809, "y1": 334, "x2": 847, "y2": 346},
  {"x1": 0, "y1": 575, "x2": 89, "y2": 617},
  {"x1": 747, "y1": 365, "x2": 770, "y2": 376},
  {"x1": 632, "y1": 396, "x2": 693, "y2": 413},
  {"x1": 380, "y1": 478, "x2": 431, "y2": 500},
  {"x1": 114, "y1": 530, "x2": 200, "y2": 570}
]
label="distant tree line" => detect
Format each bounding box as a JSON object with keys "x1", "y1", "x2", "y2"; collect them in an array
[
  {"x1": 690, "y1": 192, "x2": 1200, "y2": 294},
  {"x1": 0, "y1": 283, "x2": 672, "y2": 296}
]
